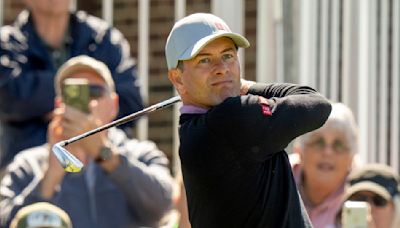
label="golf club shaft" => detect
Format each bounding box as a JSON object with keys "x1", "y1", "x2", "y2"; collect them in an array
[{"x1": 62, "y1": 96, "x2": 181, "y2": 147}]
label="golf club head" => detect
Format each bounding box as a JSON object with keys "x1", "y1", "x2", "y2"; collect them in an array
[{"x1": 52, "y1": 142, "x2": 84, "y2": 173}]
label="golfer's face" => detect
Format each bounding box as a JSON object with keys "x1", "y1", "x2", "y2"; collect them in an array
[{"x1": 180, "y1": 37, "x2": 241, "y2": 108}]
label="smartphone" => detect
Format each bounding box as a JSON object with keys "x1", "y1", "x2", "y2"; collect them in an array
[
  {"x1": 341, "y1": 201, "x2": 369, "y2": 228},
  {"x1": 62, "y1": 78, "x2": 90, "y2": 113}
]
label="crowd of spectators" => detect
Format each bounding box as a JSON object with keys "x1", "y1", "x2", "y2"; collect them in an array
[{"x1": 1, "y1": 1, "x2": 399, "y2": 228}]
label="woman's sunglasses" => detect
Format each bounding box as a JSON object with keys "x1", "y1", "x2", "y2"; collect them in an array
[{"x1": 349, "y1": 194, "x2": 388, "y2": 207}]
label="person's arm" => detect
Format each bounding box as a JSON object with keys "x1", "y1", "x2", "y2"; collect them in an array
[
  {"x1": 247, "y1": 82, "x2": 322, "y2": 98},
  {"x1": 105, "y1": 139, "x2": 174, "y2": 225},
  {"x1": 0, "y1": 149, "x2": 51, "y2": 227},
  {"x1": 0, "y1": 27, "x2": 55, "y2": 122},
  {"x1": 207, "y1": 82, "x2": 332, "y2": 161}
]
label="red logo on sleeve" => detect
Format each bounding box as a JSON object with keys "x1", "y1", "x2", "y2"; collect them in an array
[{"x1": 258, "y1": 97, "x2": 272, "y2": 116}]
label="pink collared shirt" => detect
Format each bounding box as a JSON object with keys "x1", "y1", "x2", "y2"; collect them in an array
[
  {"x1": 180, "y1": 104, "x2": 208, "y2": 114},
  {"x1": 290, "y1": 153, "x2": 345, "y2": 228}
]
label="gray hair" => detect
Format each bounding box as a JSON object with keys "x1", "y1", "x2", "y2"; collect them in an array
[{"x1": 294, "y1": 102, "x2": 359, "y2": 154}]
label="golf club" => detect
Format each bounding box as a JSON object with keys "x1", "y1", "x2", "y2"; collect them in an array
[{"x1": 52, "y1": 95, "x2": 181, "y2": 172}]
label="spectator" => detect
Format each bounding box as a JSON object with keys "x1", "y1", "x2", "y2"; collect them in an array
[
  {"x1": 291, "y1": 103, "x2": 359, "y2": 228},
  {"x1": 166, "y1": 13, "x2": 331, "y2": 227},
  {"x1": 0, "y1": 0, "x2": 143, "y2": 170},
  {"x1": 173, "y1": 173, "x2": 191, "y2": 228},
  {"x1": 0, "y1": 56, "x2": 174, "y2": 228},
  {"x1": 342, "y1": 163, "x2": 400, "y2": 228},
  {"x1": 10, "y1": 202, "x2": 72, "y2": 228}
]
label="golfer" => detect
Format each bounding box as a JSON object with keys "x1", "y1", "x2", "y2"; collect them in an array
[{"x1": 166, "y1": 13, "x2": 331, "y2": 228}]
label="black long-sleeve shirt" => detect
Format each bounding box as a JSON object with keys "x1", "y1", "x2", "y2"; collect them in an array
[{"x1": 179, "y1": 83, "x2": 332, "y2": 228}]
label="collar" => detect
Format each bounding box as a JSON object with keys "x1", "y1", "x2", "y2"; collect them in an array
[
  {"x1": 299, "y1": 170, "x2": 346, "y2": 211},
  {"x1": 180, "y1": 104, "x2": 209, "y2": 114}
]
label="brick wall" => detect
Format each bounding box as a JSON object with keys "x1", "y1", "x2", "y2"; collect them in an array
[{"x1": 2, "y1": 0, "x2": 257, "y2": 168}]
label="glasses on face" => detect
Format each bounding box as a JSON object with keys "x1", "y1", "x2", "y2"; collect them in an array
[
  {"x1": 89, "y1": 84, "x2": 109, "y2": 99},
  {"x1": 349, "y1": 194, "x2": 388, "y2": 207},
  {"x1": 62, "y1": 84, "x2": 108, "y2": 100},
  {"x1": 306, "y1": 137, "x2": 350, "y2": 154}
]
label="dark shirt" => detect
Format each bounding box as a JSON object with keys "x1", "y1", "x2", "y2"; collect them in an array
[
  {"x1": 0, "y1": 10, "x2": 143, "y2": 169},
  {"x1": 179, "y1": 83, "x2": 331, "y2": 228}
]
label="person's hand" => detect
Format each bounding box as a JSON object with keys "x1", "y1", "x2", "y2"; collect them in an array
[
  {"x1": 57, "y1": 98, "x2": 120, "y2": 172},
  {"x1": 85, "y1": 99, "x2": 121, "y2": 172},
  {"x1": 41, "y1": 108, "x2": 67, "y2": 199},
  {"x1": 62, "y1": 99, "x2": 120, "y2": 172},
  {"x1": 240, "y1": 79, "x2": 256, "y2": 95},
  {"x1": 61, "y1": 104, "x2": 106, "y2": 159},
  {"x1": 366, "y1": 205, "x2": 375, "y2": 228}
]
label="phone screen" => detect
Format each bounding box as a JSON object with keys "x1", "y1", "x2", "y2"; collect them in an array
[
  {"x1": 62, "y1": 78, "x2": 90, "y2": 113},
  {"x1": 341, "y1": 201, "x2": 369, "y2": 228}
]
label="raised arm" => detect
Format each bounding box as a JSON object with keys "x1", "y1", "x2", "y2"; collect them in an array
[
  {"x1": 0, "y1": 149, "x2": 49, "y2": 227},
  {"x1": 0, "y1": 26, "x2": 55, "y2": 122},
  {"x1": 207, "y1": 82, "x2": 332, "y2": 161}
]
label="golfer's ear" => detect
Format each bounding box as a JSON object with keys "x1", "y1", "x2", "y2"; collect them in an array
[{"x1": 168, "y1": 69, "x2": 186, "y2": 94}]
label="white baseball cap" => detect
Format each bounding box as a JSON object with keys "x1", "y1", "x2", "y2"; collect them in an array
[
  {"x1": 165, "y1": 13, "x2": 250, "y2": 70},
  {"x1": 10, "y1": 202, "x2": 72, "y2": 228},
  {"x1": 55, "y1": 55, "x2": 116, "y2": 96}
]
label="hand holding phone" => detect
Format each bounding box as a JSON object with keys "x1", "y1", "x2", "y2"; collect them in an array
[{"x1": 341, "y1": 201, "x2": 370, "y2": 228}]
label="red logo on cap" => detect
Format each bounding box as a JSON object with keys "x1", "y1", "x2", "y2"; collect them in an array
[{"x1": 215, "y1": 22, "x2": 226, "y2": 31}]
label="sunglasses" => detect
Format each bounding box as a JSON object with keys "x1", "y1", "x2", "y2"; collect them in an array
[
  {"x1": 349, "y1": 194, "x2": 388, "y2": 207},
  {"x1": 88, "y1": 84, "x2": 109, "y2": 99},
  {"x1": 62, "y1": 82, "x2": 109, "y2": 99},
  {"x1": 306, "y1": 137, "x2": 350, "y2": 154}
]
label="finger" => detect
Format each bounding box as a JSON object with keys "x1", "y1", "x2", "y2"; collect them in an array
[{"x1": 89, "y1": 99, "x2": 99, "y2": 114}]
